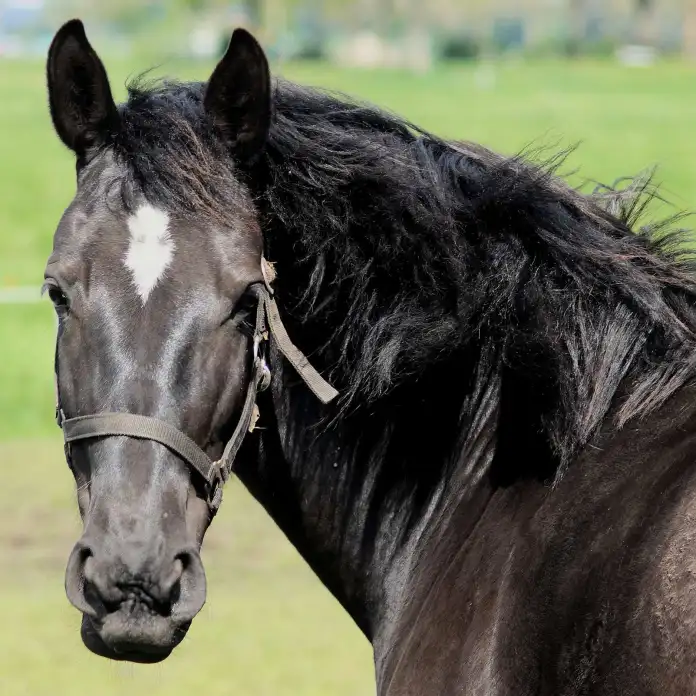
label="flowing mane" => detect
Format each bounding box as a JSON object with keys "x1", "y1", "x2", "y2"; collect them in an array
[{"x1": 109, "y1": 75, "x2": 696, "y2": 479}]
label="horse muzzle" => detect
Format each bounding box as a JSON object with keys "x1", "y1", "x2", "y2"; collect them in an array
[{"x1": 65, "y1": 535, "x2": 206, "y2": 663}]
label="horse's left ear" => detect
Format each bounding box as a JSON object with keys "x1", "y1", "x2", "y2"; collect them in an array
[{"x1": 204, "y1": 28, "x2": 271, "y2": 163}]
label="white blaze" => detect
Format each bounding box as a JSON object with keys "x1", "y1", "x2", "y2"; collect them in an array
[{"x1": 124, "y1": 205, "x2": 174, "y2": 302}]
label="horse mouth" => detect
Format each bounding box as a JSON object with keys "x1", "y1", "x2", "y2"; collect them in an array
[{"x1": 80, "y1": 613, "x2": 189, "y2": 664}]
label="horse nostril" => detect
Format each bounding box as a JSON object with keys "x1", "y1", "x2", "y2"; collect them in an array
[
  {"x1": 65, "y1": 541, "x2": 206, "y2": 623},
  {"x1": 65, "y1": 542, "x2": 101, "y2": 619},
  {"x1": 160, "y1": 557, "x2": 184, "y2": 598},
  {"x1": 170, "y1": 548, "x2": 207, "y2": 623}
]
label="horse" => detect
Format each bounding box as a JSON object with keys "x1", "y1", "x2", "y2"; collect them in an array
[{"x1": 44, "y1": 18, "x2": 696, "y2": 694}]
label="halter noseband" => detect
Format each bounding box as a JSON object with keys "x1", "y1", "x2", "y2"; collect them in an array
[{"x1": 54, "y1": 260, "x2": 338, "y2": 513}]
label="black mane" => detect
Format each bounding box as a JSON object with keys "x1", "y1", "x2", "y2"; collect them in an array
[{"x1": 111, "y1": 75, "x2": 696, "y2": 477}]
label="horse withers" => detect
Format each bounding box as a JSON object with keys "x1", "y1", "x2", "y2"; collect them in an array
[{"x1": 45, "y1": 18, "x2": 696, "y2": 694}]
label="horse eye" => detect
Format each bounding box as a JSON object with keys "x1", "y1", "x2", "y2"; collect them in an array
[
  {"x1": 235, "y1": 292, "x2": 257, "y2": 315},
  {"x1": 46, "y1": 285, "x2": 69, "y2": 311},
  {"x1": 233, "y1": 292, "x2": 258, "y2": 334}
]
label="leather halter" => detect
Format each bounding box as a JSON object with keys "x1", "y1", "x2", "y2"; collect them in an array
[{"x1": 55, "y1": 261, "x2": 338, "y2": 513}]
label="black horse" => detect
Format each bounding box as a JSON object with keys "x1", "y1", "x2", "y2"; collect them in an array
[{"x1": 45, "y1": 19, "x2": 696, "y2": 694}]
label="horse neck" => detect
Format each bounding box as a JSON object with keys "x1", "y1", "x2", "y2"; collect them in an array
[
  {"x1": 238, "y1": 109, "x2": 670, "y2": 638},
  {"x1": 238, "y1": 125, "x2": 532, "y2": 638},
  {"x1": 235, "y1": 338, "x2": 501, "y2": 641}
]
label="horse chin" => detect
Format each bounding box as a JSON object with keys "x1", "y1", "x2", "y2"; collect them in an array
[{"x1": 80, "y1": 613, "x2": 189, "y2": 664}]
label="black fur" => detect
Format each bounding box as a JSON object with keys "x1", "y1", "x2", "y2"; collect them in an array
[{"x1": 108, "y1": 76, "x2": 696, "y2": 480}]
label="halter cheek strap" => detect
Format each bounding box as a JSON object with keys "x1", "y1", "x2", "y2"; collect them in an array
[{"x1": 56, "y1": 267, "x2": 338, "y2": 513}]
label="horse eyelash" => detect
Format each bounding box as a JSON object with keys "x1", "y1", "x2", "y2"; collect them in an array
[
  {"x1": 231, "y1": 291, "x2": 259, "y2": 334},
  {"x1": 41, "y1": 281, "x2": 69, "y2": 312}
]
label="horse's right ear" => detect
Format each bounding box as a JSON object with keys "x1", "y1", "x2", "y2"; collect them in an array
[{"x1": 46, "y1": 19, "x2": 119, "y2": 156}]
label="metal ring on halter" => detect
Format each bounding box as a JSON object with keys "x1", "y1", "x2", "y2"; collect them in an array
[
  {"x1": 258, "y1": 358, "x2": 271, "y2": 392},
  {"x1": 253, "y1": 332, "x2": 271, "y2": 392}
]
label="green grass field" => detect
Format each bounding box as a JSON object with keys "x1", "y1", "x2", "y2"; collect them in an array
[{"x1": 2, "y1": 52, "x2": 696, "y2": 695}]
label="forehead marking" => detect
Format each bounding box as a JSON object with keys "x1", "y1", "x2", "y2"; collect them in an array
[{"x1": 124, "y1": 205, "x2": 174, "y2": 303}]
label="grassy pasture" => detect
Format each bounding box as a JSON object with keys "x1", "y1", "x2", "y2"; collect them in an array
[{"x1": 1, "y1": 53, "x2": 696, "y2": 694}]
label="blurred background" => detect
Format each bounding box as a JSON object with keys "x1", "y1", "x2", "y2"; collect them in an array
[{"x1": 1, "y1": 1, "x2": 696, "y2": 694}]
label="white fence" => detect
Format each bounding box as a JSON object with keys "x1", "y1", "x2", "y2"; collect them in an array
[{"x1": 0, "y1": 287, "x2": 43, "y2": 305}]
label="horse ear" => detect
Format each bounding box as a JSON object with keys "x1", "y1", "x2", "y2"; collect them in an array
[
  {"x1": 204, "y1": 28, "x2": 271, "y2": 163},
  {"x1": 46, "y1": 19, "x2": 119, "y2": 156}
]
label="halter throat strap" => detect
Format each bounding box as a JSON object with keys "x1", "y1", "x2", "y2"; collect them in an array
[{"x1": 57, "y1": 276, "x2": 338, "y2": 513}]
